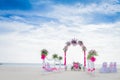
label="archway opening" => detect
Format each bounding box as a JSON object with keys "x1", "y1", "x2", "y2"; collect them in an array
[{"x1": 66, "y1": 45, "x2": 83, "y2": 65}]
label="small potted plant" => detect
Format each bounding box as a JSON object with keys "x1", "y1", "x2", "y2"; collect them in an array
[{"x1": 52, "y1": 54, "x2": 58, "y2": 67}]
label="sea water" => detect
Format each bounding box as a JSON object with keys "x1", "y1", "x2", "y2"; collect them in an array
[{"x1": 0, "y1": 63, "x2": 120, "y2": 69}]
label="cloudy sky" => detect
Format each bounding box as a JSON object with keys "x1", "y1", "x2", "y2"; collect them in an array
[{"x1": 0, "y1": 0, "x2": 120, "y2": 64}]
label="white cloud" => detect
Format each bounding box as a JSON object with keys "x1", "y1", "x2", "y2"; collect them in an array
[
  {"x1": 0, "y1": 20, "x2": 34, "y2": 32},
  {"x1": 43, "y1": 1, "x2": 120, "y2": 25},
  {"x1": 0, "y1": 19, "x2": 120, "y2": 64}
]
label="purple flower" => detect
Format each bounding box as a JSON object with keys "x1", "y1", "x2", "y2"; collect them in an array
[
  {"x1": 66, "y1": 41, "x2": 71, "y2": 46},
  {"x1": 71, "y1": 39, "x2": 77, "y2": 46}
]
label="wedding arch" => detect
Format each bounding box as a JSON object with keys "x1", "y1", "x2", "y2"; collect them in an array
[{"x1": 63, "y1": 39, "x2": 87, "y2": 68}]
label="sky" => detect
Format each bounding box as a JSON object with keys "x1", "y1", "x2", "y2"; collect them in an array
[{"x1": 0, "y1": 0, "x2": 120, "y2": 65}]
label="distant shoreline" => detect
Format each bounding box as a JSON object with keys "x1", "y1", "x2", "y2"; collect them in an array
[{"x1": 0, "y1": 63, "x2": 120, "y2": 68}]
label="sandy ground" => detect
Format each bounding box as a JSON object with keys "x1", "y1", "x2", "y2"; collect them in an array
[{"x1": 0, "y1": 66, "x2": 120, "y2": 80}]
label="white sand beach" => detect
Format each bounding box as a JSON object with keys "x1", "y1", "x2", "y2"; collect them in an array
[{"x1": 0, "y1": 65, "x2": 120, "y2": 80}]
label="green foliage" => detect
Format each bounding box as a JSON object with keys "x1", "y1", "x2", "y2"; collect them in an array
[
  {"x1": 58, "y1": 56, "x2": 63, "y2": 60},
  {"x1": 52, "y1": 54, "x2": 58, "y2": 59},
  {"x1": 87, "y1": 50, "x2": 98, "y2": 60},
  {"x1": 41, "y1": 49, "x2": 48, "y2": 56}
]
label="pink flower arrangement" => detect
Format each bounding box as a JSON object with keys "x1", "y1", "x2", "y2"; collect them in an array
[
  {"x1": 90, "y1": 56, "x2": 96, "y2": 62},
  {"x1": 41, "y1": 54, "x2": 46, "y2": 60},
  {"x1": 41, "y1": 49, "x2": 48, "y2": 60}
]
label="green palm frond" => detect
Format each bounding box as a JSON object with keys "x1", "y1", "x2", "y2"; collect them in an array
[
  {"x1": 52, "y1": 54, "x2": 58, "y2": 59},
  {"x1": 87, "y1": 50, "x2": 98, "y2": 60},
  {"x1": 58, "y1": 56, "x2": 63, "y2": 60}
]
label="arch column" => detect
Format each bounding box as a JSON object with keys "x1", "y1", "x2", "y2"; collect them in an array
[
  {"x1": 64, "y1": 52, "x2": 66, "y2": 66},
  {"x1": 84, "y1": 50, "x2": 86, "y2": 68}
]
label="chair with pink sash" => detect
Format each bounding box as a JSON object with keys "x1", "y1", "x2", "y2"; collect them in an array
[{"x1": 42, "y1": 62, "x2": 57, "y2": 72}]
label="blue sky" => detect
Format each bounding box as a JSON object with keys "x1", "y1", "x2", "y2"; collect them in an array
[{"x1": 0, "y1": 0, "x2": 120, "y2": 64}]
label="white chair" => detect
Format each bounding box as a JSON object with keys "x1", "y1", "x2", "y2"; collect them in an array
[{"x1": 100, "y1": 62, "x2": 109, "y2": 73}]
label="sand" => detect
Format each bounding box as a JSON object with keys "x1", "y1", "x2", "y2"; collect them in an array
[{"x1": 0, "y1": 65, "x2": 120, "y2": 80}]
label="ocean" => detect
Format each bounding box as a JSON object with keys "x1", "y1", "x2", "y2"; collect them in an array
[{"x1": 0, "y1": 63, "x2": 120, "y2": 69}]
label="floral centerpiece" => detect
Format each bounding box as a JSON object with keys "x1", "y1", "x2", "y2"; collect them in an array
[
  {"x1": 87, "y1": 50, "x2": 98, "y2": 62},
  {"x1": 41, "y1": 49, "x2": 48, "y2": 60}
]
